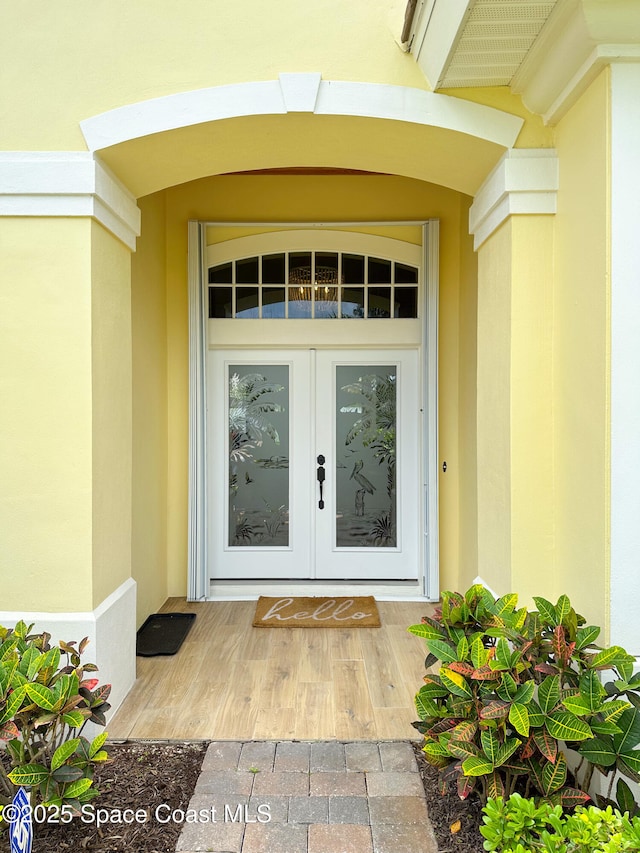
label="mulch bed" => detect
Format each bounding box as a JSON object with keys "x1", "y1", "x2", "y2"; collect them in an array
[
  {"x1": 413, "y1": 742, "x2": 486, "y2": 853},
  {"x1": 29, "y1": 741, "x2": 207, "y2": 852},
  {"x1": 2, "y1": 740, "x2": 486, "y2": 852}
]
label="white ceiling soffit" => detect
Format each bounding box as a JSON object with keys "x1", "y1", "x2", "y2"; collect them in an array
[{"x1": 409, "y1": 0, "x2": 558, "y2": 90}]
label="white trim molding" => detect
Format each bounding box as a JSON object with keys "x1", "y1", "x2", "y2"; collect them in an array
[
  {"x1": 469, "y1": 149, "x2": 559, "y2": 250},
  {"x1": 542, "y1": 44, "x2": 640, "y2": 127},
  {"x1": 609, "y1": 63, "x2": 640, "y2": 657},
  {"x1": 0, "y1": 152, "x2": 141, "y2": 250},
  {"x1": 407, "y1": 0, "x2": 474, "y2": 89},
  {"x1": 278, "y1": 73, "x2": 322, "y2": 112},
  {"x1": 187, "y1": 221, "x2": 209, "y2": 601},
  {"x1": 423, "y1": 220, "x2": 440, "y2": 601},
  {"x1": 470, "y1": 575, "x2": 499, "y2": 599},
  {"x1": 0, "y1": 578, "x2": 137, "y2": 723},
  {"x1": 206, "y1": 229, "x2": 423, "y2": 268},
  {"x1": 513, "y1": 0, "x2": 640, "y2": 124},
  {"x1": 79, "y1": 75, "x2": 523, "y2": 153}
]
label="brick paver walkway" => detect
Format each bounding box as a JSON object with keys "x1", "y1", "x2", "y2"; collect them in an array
[{"x1": 176, "y1": 740, "x2": 439, "y2": 853}]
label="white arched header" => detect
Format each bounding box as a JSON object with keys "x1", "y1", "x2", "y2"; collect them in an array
[{"x1": 80, "y1": 74, "x2": 523, "y2": 153}]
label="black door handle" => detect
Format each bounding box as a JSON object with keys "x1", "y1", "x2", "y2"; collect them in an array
[{"x1": 317, "y1": 454, "x2": 325, "y2": 509}]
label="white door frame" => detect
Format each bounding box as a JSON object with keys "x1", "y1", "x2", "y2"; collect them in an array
[{"x1": 187, "y1": 220, "x2": 439, "y2": 600}]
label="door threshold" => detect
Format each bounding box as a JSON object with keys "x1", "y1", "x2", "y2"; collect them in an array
[{"x1": 207, "y1": 579, "x2": 432, "y2": 601}]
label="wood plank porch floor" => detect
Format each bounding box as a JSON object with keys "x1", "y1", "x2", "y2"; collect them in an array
[{"x1": 108, "y1": 598, "x2": 435, "y2": 741}]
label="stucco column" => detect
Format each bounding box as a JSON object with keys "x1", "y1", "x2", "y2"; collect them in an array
[
  {"x1": 1, "y1": 217, "x2": 96, "y2": 611},
  {"x1": 470, "y1": 149, "x2": 558, "y2": 604},
  {"x1": 0, "y1": 152, "x2": 140, "y2": 713}
]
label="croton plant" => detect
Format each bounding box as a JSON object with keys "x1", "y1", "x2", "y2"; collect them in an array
[
  {"x1": 0, "y1": 620, "x2": 111, "y2": 824},
  {"x1": 409, "y1": 585, "x2": 640, "y2": 810}
]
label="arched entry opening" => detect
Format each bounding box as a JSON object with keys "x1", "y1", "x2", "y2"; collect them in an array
[{"x1": 82, "y1": 78, "x2": 522, "y2": 612}]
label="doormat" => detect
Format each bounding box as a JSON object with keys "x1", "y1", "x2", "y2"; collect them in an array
[
  {"x1": 136, "y1": 613, "x2": 196, "y2": 656},
  {"x1": 252, "y1": 596, "x2": 380, "y2": 628}
]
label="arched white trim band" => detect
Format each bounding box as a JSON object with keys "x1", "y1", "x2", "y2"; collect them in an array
[
  {"x1": 205, "y1": 230, "x2": 422, "y2": 268},
  {"x1": 0, "y1": 152, "x2": 141, "y2": 250},
  {"x1": 469, "y1": 149, "x2": 558, "y2": 250},
  {"x1": 80, "y1": 74, "x2": 524, "y2": 152}
]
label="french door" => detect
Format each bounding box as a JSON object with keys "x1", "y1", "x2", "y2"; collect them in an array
[{"x1": 208, "y1": 349, "x2": 421, "y2": 580}]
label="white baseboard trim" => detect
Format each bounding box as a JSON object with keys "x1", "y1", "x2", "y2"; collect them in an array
[
  {"x1": 470, "y1": 575, "x2": 499, "y2": 599},
  {"x1": 0, "y1": 578, "x2": 137, "y2": 728}
]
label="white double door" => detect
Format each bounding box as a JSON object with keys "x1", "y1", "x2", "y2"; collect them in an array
[{"x1": 208, "y1": 348, "x2": 421, "y2": 580}]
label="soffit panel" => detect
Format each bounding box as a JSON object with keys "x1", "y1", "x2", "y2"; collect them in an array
[{"x1": 440, "y1": 0, "x2": 558, "y2": 88}]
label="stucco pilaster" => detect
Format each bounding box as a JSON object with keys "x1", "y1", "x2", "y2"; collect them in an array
[{"x1": 474, "y1": 212, "x2": 555, "y2": 606}]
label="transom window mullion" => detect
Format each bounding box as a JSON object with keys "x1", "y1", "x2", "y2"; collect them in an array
[
  {"x1": 364, "y1": 254, "x2": 369, "y2": 320},
  {"x1": 285, "y1": 252, "x2": 290, "y2": 319},
  {"x1": 311, "y1": 251, "x2": 316, "y2": 320}
]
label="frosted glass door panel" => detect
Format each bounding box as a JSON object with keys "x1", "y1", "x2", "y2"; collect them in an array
[
  {"x1": 209, "y1": 349, "x2": 420, "y2": 581},
  {"x1": 228, "y1": 365, "x2": 289, "y2": 547},
  {"x1": 209, "y1": 350, "x2": 313, "y2": 580},
  {"x1": 314, "y1": 350, "x2": 420, "y2": 580},
  {"x1": 335, "y1": 366, "x2": 397, "y2": 548}
]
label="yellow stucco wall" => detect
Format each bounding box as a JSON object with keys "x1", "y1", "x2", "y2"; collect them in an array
[
  {"x1": 0, "y1": 219, "x2": 93, "y2": 610},
  {"x1": 130, "y1": 193, "x2": 169, "y2": 627},
  {"x1": 457, "y1": 195, "x2": 479, "y2": 588},
  {"x1": 553, "y1": 69, "x2": 610, "y2": 634},
  {"x1": 476, "y1": 220, "x2": 513, "y2": 591},
  {"x1": 90, "y1": 222, "x2": 133, "y2": 609},
  {"x1": 1, "y1": 0, "x2": 423, "y2": 151},
  {"x1": 476, "y1": 216, "x2": 558, "y2": 606},
  {"x1": 509, "y1": 216, "x2": 554, "y2": 606},
  {"x1": 0, "y1": 218, "x2": 134, "y2": 614},
  {"x1": 98, "y1": 113, "x2": 511, "y2": 202},
  {"x1": 135, "y1": 173, "x2": 476, "y2": 600}
]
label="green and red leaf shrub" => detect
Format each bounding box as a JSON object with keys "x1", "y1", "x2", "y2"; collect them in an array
[
  {"x1": 0, "y1": 620, "x2": 111, "y2": 825},
  {"x1": 409, "y1": 585, "x2": 640, "y2": 809}
]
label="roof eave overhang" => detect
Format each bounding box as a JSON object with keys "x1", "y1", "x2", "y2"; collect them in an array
[
  {"x1": 405, "y1": 0, "x2": 640, "y2": 126},
  {"x1": 405, "y1": 0, "x2": 475, "y2": 90}
]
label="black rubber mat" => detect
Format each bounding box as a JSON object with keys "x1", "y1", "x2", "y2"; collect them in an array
[{"x1": 136, "y1": 613, "x2": 196, "y2": 656}]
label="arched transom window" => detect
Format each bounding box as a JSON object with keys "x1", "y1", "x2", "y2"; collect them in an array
[{"x1": 208, "y1": 249, "x2": 419, "y2": 320}]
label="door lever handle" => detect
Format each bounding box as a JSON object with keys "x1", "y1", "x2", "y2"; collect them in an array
[{"x1": 316, "y1": 454, "x2": 326, "y2": 509}]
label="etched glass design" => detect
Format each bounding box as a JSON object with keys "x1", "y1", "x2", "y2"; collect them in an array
[
  {"x1": 335, "y1": 366, "x2": 397, "y2": 548},
  {"x1": 228, "y1": 365, "x2": 289, "y2": 547}
]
